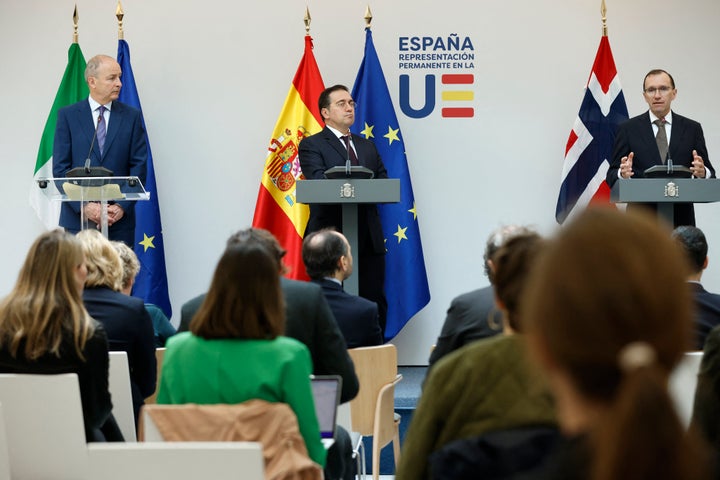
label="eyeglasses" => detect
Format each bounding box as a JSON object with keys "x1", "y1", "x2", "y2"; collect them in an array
[
  {"x1": 333, "y1": 100, "x2": 356, "y2": 109},
  {"x1": 644, "y1": 86, "x2": 673, "y2": 95}
]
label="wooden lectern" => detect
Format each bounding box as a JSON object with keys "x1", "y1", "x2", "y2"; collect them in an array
[
  {"x1": 296, "y1": 178, "x2": 400, "y2": 295},
  {"x1": 610, "y1": 178, "x2": 720, "y2": 226}
]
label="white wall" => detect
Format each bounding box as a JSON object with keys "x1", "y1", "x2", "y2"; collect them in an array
[{"x1": 2, "y1": 0, "x2": 720, "y2": 364}]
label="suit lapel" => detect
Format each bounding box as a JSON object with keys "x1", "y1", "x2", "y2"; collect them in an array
[
  {"x1": 102, "y1": 101, "x2": 124, "y2": 161},
  {"x1": 74, "y1": 101, "x2": 103, "y2": 162},
  {"x1": 322, "y1": 127, "x2": 350, "y2": 163},
  {"x1": 641, "y1": 111, "x2": 663, "y2": 164},
  {"x1": 668, "y1": 113, "x2": 685, "y2": 161}
]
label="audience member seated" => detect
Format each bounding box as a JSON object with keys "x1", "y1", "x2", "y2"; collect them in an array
[
  {"x1": 672, "y1": 226, "x2": 720, "y2": 350},
  {"x1": 302, "y1": 228, "x2": 383, "y2": 348},
  {"x1": 428, "y1": 225, "x2": 529, "y2": 368},
  {"x1": 0, "y1": 230, "x2": 121, "y2": 441},
  {"x1": 77, "y1": 230, "x2": 156, "y2": 425},
  {"x1": 112, "y1": 241, "x2": 176, "y2": 347},
  {"x1": 521, "y1": 208, "x2": 712, "y2": 480},
  {"x1": 177, "y1": 228, "x2": 356, "y2": 480},
  {"x1": 692, "y1": 324, "x2": 720, "y2": 473},
  {"x1": 156, "y1": 239, "x2": 326, "y2": 467},
  {"x1": 396, "y1": 230, "x2": 557, "y2": 480}
]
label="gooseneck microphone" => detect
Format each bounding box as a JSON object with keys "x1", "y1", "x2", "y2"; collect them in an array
[
  {"x1": 344, "y1": 134, "x2": 352, "y2": 177},
  {"x1": 84, "y1": 117, "x2": 101, "y2": 174}
]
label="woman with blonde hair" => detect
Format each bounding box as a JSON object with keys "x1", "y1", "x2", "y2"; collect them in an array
[
  {"x1": 77, "y1": 229, "x2": 156, "y2": 425},
  {"x1": 522, "y1": 208, "x2": 712, "y2": 480},
  {"x1": 0, "y1": 229, "x2": 119, "y2": 441}
]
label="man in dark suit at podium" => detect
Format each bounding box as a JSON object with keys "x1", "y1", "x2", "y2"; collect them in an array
[
  {"x1": 606, "y1": 69, "x2": 714, "y2": 227},
  {"x1": 299, "y1": 84, "x2": 389, "y2": 333},
  {"x1": 53, "y1": 54, "x2": 147, "y2": 246},
  {"x1": 302, "y1": 229, "x2": 383, "y2": 349},
  {"x1": 672, "y1": 226, "x2": 720, "y2": 349}
]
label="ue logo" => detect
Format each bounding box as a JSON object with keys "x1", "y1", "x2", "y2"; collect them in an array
[{"x1": 399, "y1": 73, "x2": 475, "y2": 119}]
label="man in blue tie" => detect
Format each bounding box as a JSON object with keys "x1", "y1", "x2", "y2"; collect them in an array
[{"x1": 53, "y1": 54, "x2": 147, "y2": 246}]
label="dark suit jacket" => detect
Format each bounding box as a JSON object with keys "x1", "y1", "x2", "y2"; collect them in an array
[
  {"x1": 313, "y1": 278, "x2": 383, "y2": 349},
  {"x1": 298, "y1": 127, "x2": 388, "y2": 254},
  {"x1": 83, "y1": 286, "x2": 157, "y2": 422},
  {"x1": 691, "y1": 282, "x2": 720, "y2": 350},
  {"x1": 179, "y1": 277, "x2": 359, "y2": 403},
  {"x1": 428, "y1": 286, "x2": 503, "y2": 368},
  {"x1": 53, "y1": 99, "x2": 147, "y2": 243},
  {"x1": 607, "y1": 111, "x2": 714, "y2": 226}
]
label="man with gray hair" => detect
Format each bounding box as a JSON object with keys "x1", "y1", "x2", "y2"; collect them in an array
[{"x1": 428, "y1": 225, "x2": 532, "y2": 368}]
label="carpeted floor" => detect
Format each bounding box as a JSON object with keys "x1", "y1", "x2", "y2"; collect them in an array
[{"x1": 362, "y1": 366, "x2": 427, "y2": 476}]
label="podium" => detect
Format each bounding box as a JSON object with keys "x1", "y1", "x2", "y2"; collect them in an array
[
  {"x1": 610, "y1": 178, "x2": 720, "y2": 225},
  {"x1": 37, "y1": 176, "x2": 149, "y2": 238},
  {"x1": 296, "y1": 178, "x2": 400, "y2": 295}
]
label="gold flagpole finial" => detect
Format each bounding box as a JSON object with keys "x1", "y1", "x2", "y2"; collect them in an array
[
  {"x1": 364, "y1": 5, "x2": 373, "y2": 28},
  {"x1": 601, "y1": 0, "x2": 608, "y2": 36},
  {"x1": 304, "y1": 6, "x2": 311, "y2": 35},
  {"x1": 116, "y1": 1, "x2": 125, "y2": 40},
  {"x1": 72, "y1": 4, "x2": 79, "y2": 44}
]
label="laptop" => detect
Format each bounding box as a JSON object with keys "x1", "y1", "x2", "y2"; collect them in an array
[{"x1": 310, "y1": 375, "x2": 342, "y2": 449}]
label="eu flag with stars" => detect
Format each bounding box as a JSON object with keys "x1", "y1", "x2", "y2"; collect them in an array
[
  {"x1": 117, "y1": 39, "x2": 172, "y2": 317},
  {"x1": 351, "y1": 28, "x2": 430, "y2": 341}
]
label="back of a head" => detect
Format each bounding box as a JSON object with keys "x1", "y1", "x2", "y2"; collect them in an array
[
  {"x1": 77, "y1": 229, "x2": 123, "y2": 291},
  {"x1": 484, "y1": 225, "x2": 535, "y2": 281},
  {"x1": 523, "y1": 208, "x2": 709, "y2": 480},
  {"x1": 226, "y1": 228, "x2": 287, "y2": 275},
  {"x1": 0, "y1": 229, "x2": 91, "y2": 360},
  {"x1": 672, "y1": 225, "x2": 708, "y2": 274},
  {"x1": 302, "y1": 229, "x2": 346, "y2": 280},
  {"x1": 490, "y1": 231, "x2": 543, "y2": 332},
  {"x1": 191, "y1": 241, "x2": 285, "y2": 340},
  {"x1": 111, "y1": 241, "x2": 140, "y2": 292}
]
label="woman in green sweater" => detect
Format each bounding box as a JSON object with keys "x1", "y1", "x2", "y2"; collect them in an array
[{"x1": 157, "y1": 241, "x2": 325, "y2": 467}]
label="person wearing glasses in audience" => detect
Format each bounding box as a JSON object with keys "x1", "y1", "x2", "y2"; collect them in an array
[
  {"x1": 606, "y1": 69, "x2": 715, "y2": 227},
  {"x1": 299, "y1": 84, "x2": 389, "y2": 335}
]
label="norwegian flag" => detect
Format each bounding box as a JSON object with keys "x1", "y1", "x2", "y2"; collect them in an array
[{"x1": 555, "y1": 36, "x2": 628, "y2": 223}]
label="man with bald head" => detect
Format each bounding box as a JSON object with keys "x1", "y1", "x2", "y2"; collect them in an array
[
  {"x1": 302, "y1": 228, "x2": 383, "y2": 348},
  {"x1": 54, "y1": 54, "x2": 147, "y2": 246}
]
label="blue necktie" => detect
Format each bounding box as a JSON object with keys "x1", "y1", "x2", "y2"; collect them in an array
[{"x1": 97, "y1": 105, "x2": 107, "y2": 155}]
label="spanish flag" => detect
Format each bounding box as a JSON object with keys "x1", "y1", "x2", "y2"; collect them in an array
[{"x1": 252, "y1": 35, "x2": 325, "y2": 279}]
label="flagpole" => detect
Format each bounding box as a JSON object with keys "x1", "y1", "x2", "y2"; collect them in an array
[
  {"x1": 304, "y1": 6, "x2": 311, "y2": 34},
  {"x1": 73, "y1": 4, "x2": 80, "y2": 43},
  {"x1": 364, "y1": 5, "x2": 372, "y2": 27},
  {"x1": 601, "y1": 0, "x2": 607, "y2": 37},
  {"x1": 116, "y1": 1, "x2": 125, "y2": 40}
]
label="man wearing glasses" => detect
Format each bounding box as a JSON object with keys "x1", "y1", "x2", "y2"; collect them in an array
[
  {"x1": 299, "y1": 85, "x2": 389, "y2": 336},
  {"x1": 607, "y1": 69, "x2": 715, "y2": 227}
]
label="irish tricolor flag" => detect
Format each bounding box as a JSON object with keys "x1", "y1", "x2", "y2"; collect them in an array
[{"x1": 31, "y1": 42, "x2": 88, "y2": 229}]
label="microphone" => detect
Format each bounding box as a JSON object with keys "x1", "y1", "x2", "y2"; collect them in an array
[
  {"x1": 666, "y1": 157, "x2": 673, "y2": 175},
  {"x1": 344, "y1": 135, "x2": 352, "y2": 177},
  {"x1": 84, "y1": 114, "x2": 102, "y2": 173}
]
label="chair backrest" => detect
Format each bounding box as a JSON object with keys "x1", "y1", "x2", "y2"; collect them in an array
[
  {"x1": 108, "y1": 350, "x2": 136, "y2": 441},
  {"x1": 141, "y1": 401, "x2": 322, "y2": 480},
  {"x1": 0, "y1": 373, "x2": 88, "y2": 480},
  {"x1": 144, "y1": 347, "x2": 165, "y2": 405},
  {"x1": 347, "y1": 344, "x2": 399, "y2": 436},
  {"x1": 669, "y1": 351, "x2": 704, "y2": 429},
  {"x1": 87, "y1": 442, "x2": 264, "y2": 480},
  {"x1": 0, "y1": 403, "x2": 11, "y2": 480}
]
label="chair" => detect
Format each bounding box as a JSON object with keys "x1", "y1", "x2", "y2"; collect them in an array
[
  {"x1": 669, "y1": 351, "x2": 704, "y2": 429},
  {"x1": 87, "y1": 442, "x2": 264, "y2": 480},
  {"x1": 141, "y1": 401, "x2": 322, "y2": 480},
  {"x1": 143, "y1": 347, "x2": 165, "y2": 404},
  {"x1": 0, "y1": 373, "x2": 89, "y2": 479},
  {"x1": 348, "y1": 344, "x2": 403, "y2": 479},
  {"x1": 108, "y1": 351, "x2": 136, "y2": 441}
]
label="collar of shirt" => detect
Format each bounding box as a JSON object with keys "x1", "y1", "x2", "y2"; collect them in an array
[
  {"x1": 649, "y1": 110, "x2": 672, "y2": 143},
  {"x1": 88, "y1": 97, "x2": 112, "y2": 128},
  {"x1": 326, "y1": 125, "x2": 351, "y2": 140},
  {"x1": 649, "y1": 110, "x2": 672, "y2": 125},
  {"x1": 323, "y1": 277, "x2": 342, "y2": 286}
]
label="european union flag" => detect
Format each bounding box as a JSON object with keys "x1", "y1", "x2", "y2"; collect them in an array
[
  {"x1": 117, "y1": 39, "x2": 172, "y2": 317},
  {"x1": 351, "y1": 28, "x2": 430, "y2": 341}
]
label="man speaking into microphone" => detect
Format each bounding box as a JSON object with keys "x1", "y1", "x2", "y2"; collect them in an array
[
  {"x1": 53, "y1": 54, "x2": 147, "y2": 246},
  {"x1": 299, "y1": 84, "x2": 390, "y2": 334}
]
